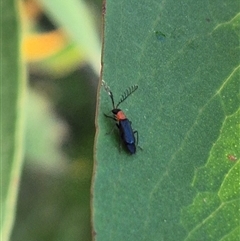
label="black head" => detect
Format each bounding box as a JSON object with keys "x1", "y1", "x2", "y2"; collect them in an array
[{"x1": 112, "y1": 108, "x2": 121, "y2": 115}]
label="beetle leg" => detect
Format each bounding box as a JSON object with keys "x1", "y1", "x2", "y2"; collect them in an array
[
  {"x1": 134, "y1": 130, "x2": 143, "y2": 150},
  {"x1": 133, "y1": 130, "x2": 138, "y2": 144},
  {"x1": 104, "y1": 113, "x2": 117, "y2": 135},
  {"x1": 104, "y1": 113, "x2": 116, "y2": 121}
]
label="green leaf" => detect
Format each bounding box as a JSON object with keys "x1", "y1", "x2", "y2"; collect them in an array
[
  {"x1": 182, "y1": 111, "x2": 240, "y2": 240},
  {"x1": 1, "y1": 1, "x2": 26, "y2": 241},
  {"x1": 92, "y1": 1, "x2": 240, "y2": 240}
]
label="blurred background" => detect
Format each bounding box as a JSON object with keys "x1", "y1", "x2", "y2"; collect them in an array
[{"x1": 11, "y1": 0, "x2": 102, "y2": 240}]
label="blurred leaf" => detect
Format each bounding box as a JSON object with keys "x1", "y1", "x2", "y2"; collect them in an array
[
  {"x1": 23, "y1": 30, "x2": 87, "y2": 77},
  {"x1": 38, "y1": 0, "x2": 101, "y2": 75},
  {"x1": 25, "y1": 89, "x2": 67, "y2": 170},
  {"x1": 12, "y1": 68, "x2": 95, "y2": 241},
  {"x1": 20, "y1": 0, "x2": 90, "y2": 77},
  {"x1": 1, "y1": 1, "x2": 26, "y2": 240},
  {"x1": 93, "y1": 1, "x2": 239, "y2": 241},
  {"x1": 23, "y1": 31, "x2": 67, "y2": 61},
  {"x1": 37, "y1": 41, "x2": 85, "y2": 77}
]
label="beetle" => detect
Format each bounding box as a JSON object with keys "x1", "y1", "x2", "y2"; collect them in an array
[{"x1": 102, "y1": 81, "x2": 139, "y2": 154}]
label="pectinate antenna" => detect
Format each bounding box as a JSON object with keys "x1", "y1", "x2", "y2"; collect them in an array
[{"x1": 116, "y1": 85, "x2": 138, "y2": 108}]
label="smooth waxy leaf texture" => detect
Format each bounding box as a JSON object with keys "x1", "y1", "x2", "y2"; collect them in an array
[{"x1": 93, "y1": 1, "x2": 239, "y2": 241}]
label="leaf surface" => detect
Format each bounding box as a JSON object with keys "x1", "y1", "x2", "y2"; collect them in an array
[{"x1": 93, "y1": 1, "x2": 240, "y2": 240}]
